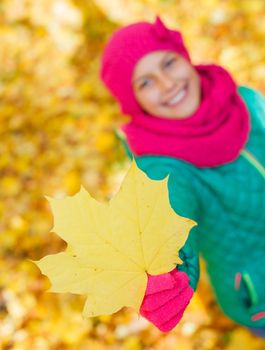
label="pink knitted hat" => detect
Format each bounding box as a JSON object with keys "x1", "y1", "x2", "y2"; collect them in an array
[{"x1": 100, "y1": 17, "x2": 191, "y2": 115}]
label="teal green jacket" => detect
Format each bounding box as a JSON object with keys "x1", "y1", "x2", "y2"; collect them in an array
[{"x1": 124, "y1": 86, "x2": 265, "y2": 328}]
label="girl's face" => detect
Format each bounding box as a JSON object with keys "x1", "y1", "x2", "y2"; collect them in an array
[{"x1": 132, "y1": 51, "x2": 201, "y2": 119}]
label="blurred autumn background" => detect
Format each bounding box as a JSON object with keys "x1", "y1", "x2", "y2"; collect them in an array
[{"x1": 0, "y1": 0, "x2": 265, "y2": 349}]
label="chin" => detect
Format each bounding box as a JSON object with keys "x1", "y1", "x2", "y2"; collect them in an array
[
  {"x1": 169, "y1": 110, "x2": 193, "y2": 119},
  {"x1": 176, "y1": 105, "x2": 199, "y2": 119}
]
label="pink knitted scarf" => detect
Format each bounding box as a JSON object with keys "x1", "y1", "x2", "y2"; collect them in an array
[{"x1": 122, "y1": 64, "x2": 250, "y2": 167}]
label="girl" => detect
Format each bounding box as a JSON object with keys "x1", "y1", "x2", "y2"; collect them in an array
[{"x1": 100, "y1": 17, "x2": 265, "y2": 336}]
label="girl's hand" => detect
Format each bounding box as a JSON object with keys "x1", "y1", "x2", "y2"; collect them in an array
[{"x1": 140, "y1": 269, "x2": 194, "y2": 332}]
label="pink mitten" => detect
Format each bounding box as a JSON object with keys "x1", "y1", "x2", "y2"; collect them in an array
[{"x1": 140, "y1": 269, "x2": 194, "y2": 332}]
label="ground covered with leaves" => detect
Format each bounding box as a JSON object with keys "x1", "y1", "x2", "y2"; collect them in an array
[{"x1": 1, "y1": 0, "x2": 265, "y2": 349}]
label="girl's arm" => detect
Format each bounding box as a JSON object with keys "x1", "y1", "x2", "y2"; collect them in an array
[
  {"x1": 178, "y1": 230, "x2": 200, "y2": 291},
  {"x1": 135, "y1": 156, "x2": 200, "y2": 288},
  {"x1": 135, "y1": 156, "x2": 201, "y2": 331},
  {"x1": 116, "y1": 129, "x2": 201, "y2": 330},
  {"x1": 167, "y1": 168, "x2": 200, "y2": 291}
]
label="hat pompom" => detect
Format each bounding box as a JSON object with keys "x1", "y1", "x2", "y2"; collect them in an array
[{"x1": 152, "y1": 16, "x2": 170, "y2": 40}]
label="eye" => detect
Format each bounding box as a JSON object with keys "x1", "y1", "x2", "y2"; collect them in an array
[
  {"x1": 163, "y1": 57, "x2": 177, "y2": 69},
  {"x1": 138, "y1": 79, "x2": 152, "y2": 90}
]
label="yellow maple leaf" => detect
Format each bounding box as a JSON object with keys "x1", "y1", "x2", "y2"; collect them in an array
[{"x1": 34, "y1": 160, "x2": 196, "y2": 317}]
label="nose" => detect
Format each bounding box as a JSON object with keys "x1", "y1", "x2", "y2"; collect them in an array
[{"x1": 158, "y1": 74, "x2": 175, "y2": 92}]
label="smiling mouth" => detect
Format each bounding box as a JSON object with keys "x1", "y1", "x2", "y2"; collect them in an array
[{"x1": 163, "y1": 84, "x2": 188, "y2": 107}]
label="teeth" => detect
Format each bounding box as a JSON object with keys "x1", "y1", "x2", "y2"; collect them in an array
[{"x1": 167, "y1": 89, "x2": 186, "y2": 105}]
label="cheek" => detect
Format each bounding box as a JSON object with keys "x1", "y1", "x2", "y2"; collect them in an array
[
  {"x1": 191, "y1": 71, "x2": 201, "y2": 96},
  {"x1": 169, "y1": 62, "x2": 190, "y2": 79},
  {"x1": 172, "y1": 62, "x2": 196, "y2": 84},
  {"x1": 137, "y1": 88, "x2": 161, "y2": 110}
]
